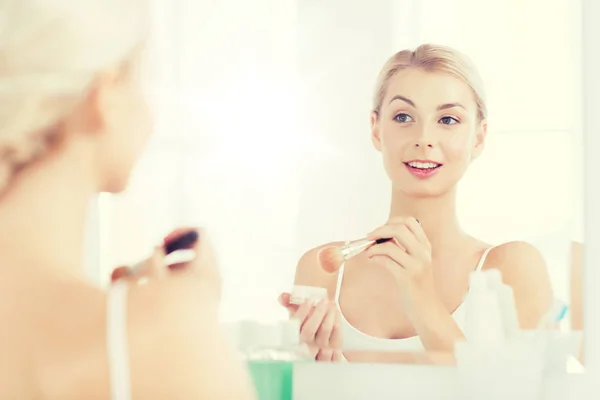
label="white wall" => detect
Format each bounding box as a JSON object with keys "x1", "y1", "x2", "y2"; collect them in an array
[
  {"x1": 294, "y1": 0, "x2": 580, "y2": 306},
  {"x1": 95, "y1": 0, "x2": 581, "y2": 321}
]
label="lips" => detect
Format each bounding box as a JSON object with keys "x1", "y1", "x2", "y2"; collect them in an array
[
  {"x1": 403, "y1": 160, "x2": 443, "y2": 179},
  {"x1": 403, "y1": 160, "x2": 442, "y2": 170}
]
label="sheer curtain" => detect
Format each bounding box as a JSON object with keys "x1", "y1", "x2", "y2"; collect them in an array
[{"x1": 95, "y1": 0, "x2": 579, "y2": 322}]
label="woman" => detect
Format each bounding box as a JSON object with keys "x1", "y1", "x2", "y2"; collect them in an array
[
  {"x1": 0, "y1": 1, "x2": 255, "y2": 398},
  {"x1": 279, "y1": 44, "x2": 554, "y2": 363}
]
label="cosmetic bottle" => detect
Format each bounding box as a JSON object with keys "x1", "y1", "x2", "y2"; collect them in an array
[
  {"x1": 462, "y1": 271, "x2": 505, "y2": 347},
  {"x1": 456, "y1": 271, "x2": 546, "y2": 400},
  {"x1": 486, "y1": 269, "x2": 520, "y2": 338},
  {"x1": 242, "y1": 320, "x2": 311, "y2": 400}
]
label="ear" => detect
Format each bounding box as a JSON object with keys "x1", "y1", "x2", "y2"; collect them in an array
[
  {"x1": 470, "y1": 120, "x2": 487, "y2": 160},
  {"x1": 370, "y1": 111, "x2": 382, "y2": 152},
  {"x1": 65, "y1": 68, "x2": 123, "y2": 137}
]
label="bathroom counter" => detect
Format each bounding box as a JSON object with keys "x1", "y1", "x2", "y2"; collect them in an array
[{"x1": 293, "y1": 363, "x2": 587, "y2": 400}]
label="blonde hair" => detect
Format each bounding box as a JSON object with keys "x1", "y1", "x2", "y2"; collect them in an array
[
  {"x1": 372, "y1": 43, "x2": 487, "y2": 121},
  {"x1": 0, "y1": 0, "x2": 150, "y2": 192}
]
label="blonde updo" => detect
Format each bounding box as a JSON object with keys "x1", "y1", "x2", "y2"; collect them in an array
[
  {"x1": 0, "y1": 0, "x2": 150, "y2": 193},
  {"x1": 372, "y1": 43, "x2": 487, "y2": 121}
]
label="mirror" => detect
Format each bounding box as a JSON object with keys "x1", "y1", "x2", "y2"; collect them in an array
[
  {"x1": 88, "y1": 0, "x2": 584, "y2": 370},
  {"x1": 291, "y1": 0, "x2": 583, "y2": 367}
]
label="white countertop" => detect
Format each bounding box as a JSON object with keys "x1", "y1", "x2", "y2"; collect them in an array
[{"x1": 293, "y1": 363, "x2": 587, "y2": 400}]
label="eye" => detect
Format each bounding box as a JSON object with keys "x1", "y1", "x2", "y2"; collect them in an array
[
  {"x1": 439, "y1": 116, "x2": 459, "y2": 125},
  {"x1": 394, "y1": 113, "x2": 414, "y2": 123}
]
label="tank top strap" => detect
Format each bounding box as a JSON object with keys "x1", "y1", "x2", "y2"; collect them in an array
[
  {"x1": 106, "y1": 282, "x2": 131, "y2": 400},
  {"x1": 475, "y1": 246, "x2": 496, "y2": 272},
  {"x1": 334, "y1": 263, "x2": 345, "y2": 303}
]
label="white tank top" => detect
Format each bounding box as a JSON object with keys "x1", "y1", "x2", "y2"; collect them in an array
[{"x1": 334, "y1": 246, "x2": 495, "y2": 351}]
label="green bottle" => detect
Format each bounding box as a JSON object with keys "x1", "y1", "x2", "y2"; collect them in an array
[{"x1": 242, "y1": 320, "x2": 312, "y2": 400}]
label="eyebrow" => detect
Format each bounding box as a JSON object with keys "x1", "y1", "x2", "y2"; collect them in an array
[{"x1": 389, "y1": 95, "x2": 466, "y2": 111}]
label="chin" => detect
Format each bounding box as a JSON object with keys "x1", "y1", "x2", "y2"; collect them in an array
[
  {"x1": 394, "y1": 178, "x2": 456, "y2": 198},
  {"x1": 101, "y1": 174, "x2": 132, "y2": 194}
]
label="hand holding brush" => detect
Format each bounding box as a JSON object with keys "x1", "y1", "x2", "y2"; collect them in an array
[{"x1": 317, "y1": 237, "x2": 394, "y2": 273}]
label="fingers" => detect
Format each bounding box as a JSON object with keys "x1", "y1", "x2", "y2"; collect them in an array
[
  {"x1": 316, "y1": 349, "x2": 345, "y2": 362},
  {"x1": 299, "y1": 300, "x2": 329, "y2": 343},
  {"x1": 315, "y1": 303, "x2": 337, "y2": 348},
  {"x1": 288, "y1": 299, "x2": 343, "y2": 362},
  {"x1": 111, "y1": 245, "x2": 166, "y2": 285},
  {"x1": 130, "y1": 246, "x2": 167, "y2": 281},
  {"x1": 403, "y1": 217, "x2": 430, "y2": 248},
  {"x1": 331, "y1": 350, "x2": 345, "y2": 362},
  {"x1": 296, "y1": 301, "x2": 343, "y2": 352},
  {"x1": 369, "y1": 223, "x2": 421, "y2": 255},
  {"x1": 365, "y1": 241, "x2": 413, "y2": 269},
  {"x1": 278, "y1": 292, "x2": 291, "y2": 306},
  {"x1": 278, "y1": 293, "x2": 300, "y2": 315},
  {"x1": 316, "y1": 348, "x2": 334, "y2": 361},
  {"x1": 112, "y1": 227, "x2": 220, "y2": 294},
  {"x1": 308, "y1": 346, "x2": 320, "y2": 359},
  {"x1": 110, "y1": 266, "x2": 131, "y2": 283},
  {"x1": 293, "y1": 300, "x2": 313, "y2": 327},
  {"x1": 147, "y1": 246, "x2": 167, "y2": 279}
]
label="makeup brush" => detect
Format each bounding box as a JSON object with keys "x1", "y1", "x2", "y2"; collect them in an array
[
  {"x1": 164, "y1": 230, "x2": 199, "y2": 255},
  {"x1": 132, "y1": 230, "x2": 199, "y2": 275},
  {"x1": 318, "y1": 237, "x2": 393, "y2": 273}
]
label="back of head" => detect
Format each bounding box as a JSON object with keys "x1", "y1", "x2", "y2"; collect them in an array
[
  {"x1": 372, "y1": 43, "x2": 487, "y2": 121},
  {"x1": 0, "y1": 0, "x2": 150, "y2": 193}
]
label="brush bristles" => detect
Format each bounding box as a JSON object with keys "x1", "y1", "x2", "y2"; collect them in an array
[{"x1": 318, "y1": 246, "x2": 346, "y2": 273}]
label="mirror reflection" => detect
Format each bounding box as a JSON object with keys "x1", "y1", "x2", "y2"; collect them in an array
[
  {"x1": 279, "y1": 42, "x2": 580, "y2": 367},
  {"x1": 96, "y1": 0, "x2": 583, "y2": 373}
]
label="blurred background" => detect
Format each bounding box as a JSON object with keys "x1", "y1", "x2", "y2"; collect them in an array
[{"x1": 84, "y1": 0, "x2": 582, "y2": 326}]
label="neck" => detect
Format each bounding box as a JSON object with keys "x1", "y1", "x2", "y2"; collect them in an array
[
  {"x1": 388, "y1": 186, "x2": 467, "y2": 251},
  {"x1": 0, "y1": 146, "x2": 97, "y2": 278}
]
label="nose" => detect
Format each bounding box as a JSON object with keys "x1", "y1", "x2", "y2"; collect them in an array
[
  {"x1": 413, "y1": 127, "x2": 435, "y2": 148},
  {"x1": 414, "y1": 141, "x2": 434, "y2": 149}
]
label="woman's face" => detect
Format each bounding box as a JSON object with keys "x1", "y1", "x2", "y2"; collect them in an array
[{"x1": 371, "y1": 68, "x2": 486, "y2": 198}]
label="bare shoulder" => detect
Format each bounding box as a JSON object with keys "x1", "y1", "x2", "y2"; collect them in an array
[
  {"x1": 294, "y1": 241, "x2": 345, "y2": 289},
  {"x1": 485, "y1": 241, "x2": 549, "y2": 282},
  {"x1": 126, "y1": 276, "x2": 255, "y2": 399},
  {"x1": 485, "y1": 241, "x2": 553, "y2": 327}
]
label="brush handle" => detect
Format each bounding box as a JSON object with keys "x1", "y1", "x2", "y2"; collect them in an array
[
  {"x1": 341, "y1": 237, "x2": 393, "y2": 260},
  {"x1": 130, "y1": 230, "x2": 199, "y2": 274}
]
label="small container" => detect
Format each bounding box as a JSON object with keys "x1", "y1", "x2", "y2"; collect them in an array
[
  {"x1": 289, "y1": 285, "x2": 327, "y2": 305},
  {"x1": 456, "y1": 270, "x2": 548, "y2": 399},
  {"x1": 463, "y1": 271, "x2": 505, "y2": 347},
  {"x1": 486, "y1": 269, "x2": 520, "y2": 338}
]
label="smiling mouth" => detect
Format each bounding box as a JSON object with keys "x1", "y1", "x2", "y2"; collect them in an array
[{"x1": 403, "y1": 161, "x2": 443, "y2": 170}]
